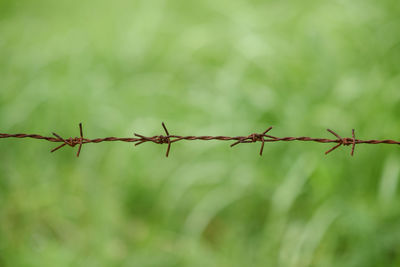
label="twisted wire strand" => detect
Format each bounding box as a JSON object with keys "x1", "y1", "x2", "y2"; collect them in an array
[{"x1": 1, "y1": 122, "x2": 399, "y2": 157}]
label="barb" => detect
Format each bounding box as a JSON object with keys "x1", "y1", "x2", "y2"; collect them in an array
[
  {"x1": 324, "y1": 129, "x2": 357, "y2": 156},
  {"x1": 1, "y1": 123, "x2": 400, "y2": 157},
  {"x1": 134, "y1": 122, "x2": 172, "y2": 157},
  {"x1": 230, "y1": 126, "x2": 277, "y2": 156},
  {"x1": 51, "y1": 123, "x2": 85, "y2": 157}
]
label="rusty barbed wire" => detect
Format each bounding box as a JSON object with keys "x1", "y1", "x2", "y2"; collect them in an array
[{"x1": 1, "y1": 122, "x2": 400, "y2": 157}]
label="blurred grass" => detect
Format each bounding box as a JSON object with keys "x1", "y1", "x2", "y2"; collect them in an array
[{"x1": 1, "y1": 0, "x2": 400, "y2": 266}]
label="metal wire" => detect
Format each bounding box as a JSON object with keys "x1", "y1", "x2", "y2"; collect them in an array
[{"x1": 1, "y1": 122, "x2": 399, "y2": 157}]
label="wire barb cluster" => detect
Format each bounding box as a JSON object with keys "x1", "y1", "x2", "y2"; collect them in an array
[
  {"x1": 51, "y1": 123, "x2": 84, "y2": 157},
  {"x1": 1, "y1": 122, "x2": 400, "y2": 157}
]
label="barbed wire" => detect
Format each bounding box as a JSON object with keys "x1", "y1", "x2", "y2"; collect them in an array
[{"x1": 1, "y1": 122, "x2": 399, "y2": 157}]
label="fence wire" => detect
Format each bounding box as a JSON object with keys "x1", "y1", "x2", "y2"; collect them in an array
[{"x1": 1, "y1": 122, "x2": 399, "y2": 157}]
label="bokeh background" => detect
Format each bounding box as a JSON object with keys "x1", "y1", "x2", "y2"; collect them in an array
[{"x1": 1, "y1": 0, "x2": 400, "y2": 266}]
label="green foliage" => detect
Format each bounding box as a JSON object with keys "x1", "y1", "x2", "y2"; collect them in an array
[{"x1": 1, "y1": 0, "x2": 400, "y2": 266}]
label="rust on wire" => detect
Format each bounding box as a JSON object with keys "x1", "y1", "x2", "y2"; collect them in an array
[
  {"x1": 51, "y1": 123, "x2": 85, "y2": 157},
  {"x1": 230, "y1": 126, "x2": 275, "y2": 156},
  {"x1": 324, "y1": 129, "x2": 358, "y2": 156},
  {"x1": 134, "y1": 122, "x2": 172, "y2": 157},
  {"x1": 1, "y1": 122, "x2": 400, "y2": 157}
]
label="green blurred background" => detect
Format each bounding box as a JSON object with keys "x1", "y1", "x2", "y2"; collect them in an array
[{"x1": 1, "y1": 0, "x2": 400, "y2": 266}]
